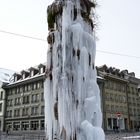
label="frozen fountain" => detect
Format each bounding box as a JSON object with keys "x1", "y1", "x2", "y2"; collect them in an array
[{"x1": 44, "y1": 0, "x2": 105, "y2": 139}]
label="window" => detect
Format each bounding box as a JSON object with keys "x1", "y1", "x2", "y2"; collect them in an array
[
  {"x1": 19, "y1": 86, "x2": 22, "y2": 93},
  {"x1": 118, "y1": 84, "x2": 121, "y2": 92},
  {"x1": 15, "y1": 97, "x2": 21, "y2": 106},
  {"x1": 109, "y1": 81, "x2": 113, "y2": 89},
  {"x1": 129, "y1": 108, "x2": 132, "y2": 115},
  {"x1": 37, "y1": 82, "x2": 40, "y2": 89},
  {"x1": 111, "y1": 105, "x2": 114, "y2": 112},
  {"x1": 108, "y1": 118, "x2": 112, "y2": 129},
  {"x1": 128, "y1": 97, "x2": 131, "y2": 103},
  {"x1": 105, "y1": 81, "x2": 110, "y2": 88},
  {"x1": 105, "y1": 92, "x2": 110, "y2": 100},
  {"x1": 0, "y1": 103, "x2": 2, "y2": 112},
  {"x1": 17, "y1": 87, "x2": 20, "y2": 94},
  {"x1": 31, "y1": 106, "x2": 38, "y2": 115},
  {"x1": 22, "y1": 73, "x2": 25, "y2": 79},
  {"x1": 131, "y1": 87, "x2": 134, "y2": 93},
  {"x1": 119, "y1": 106, "x2": 123, "y2": 112},
  {"x1": 40, "y1": 67, "x2": 43, "y2": 73},
  {"x1": 6, "y1": 110, "x2": 12, "y2": 118},
  {"x1": 113, "y1": 118, "x2": 117, "y2": 127},
  {"x1": 40, "y1": 81, "x2": 44, "y2": 88},
  {"x1": 31, "y1": 94, "x2": 39, "y2": 103},
  {"x1": 7, "y1": 99, "x2": 13, "y2": 107},
  {"x1": 0, "y1": 91, "x2": 3, "y2": 100},
  {"x1": 115, "y1": 95, "x2": 118, "y2": 102},
  {"x1": 122, "y1": 96, "x2": 126, "y2": 103},
  {"x1": 15, "y1": 87, "x2": 17, "y2": 94},
  {"x1": 28, "y1": 84, "x2": 31, "y2": 91},
  {"x1": 122, "y1": 85, "x2": 125, "y2": 92},
  {"x1": 14, "y1": 109, "x2": 20, "y2": 117},
  {"x1": 34, "y1": 83, "x2": 37, "y2": 90},
  {"x1": 110, "y1": 94, "x2": 114, "y2": 101},
  {"x1": 119, "y1": 95, "x2": 122, "y2": 102},
  {"x1": 22, "y1": 108, "x2": 29, "y2": 116},
  {"x1": 31, "y1": 121, "x2": 39, "y2": 130},
  {"x1": 134, "y1": 108, "x2": 136, "y2": 115},
  {"x1": 41, "y1": 92, "x2": 44, "y2": 101},
  {"x1": 41, "y1": 106, "x2": 44, "y2": 115},
  {"x1": 6, "y1": 122, "x2": 12, "y2": 131},
  {"x1": 14, "y1": 76, "x2": 17, "y2": 82},
  {"x1": 0, "y1": 121, "x2": 1, "y2": 130},
  {"x1": 22, "y1": 121, "x2": 29, "y2": 130},
  {"x1": 25, "y1": 85, "x2": 28, "y2": 92},
  {"x1": 41, "y1": 120, "x2": 45, "y2": 130},
  {"x1": 8, "y1": 89, "x2": 12, "y2": 95},
  {"x1": 32, "y1": 83, "x2": 37, "y2": 90},
  {"x1": 23, "y1": 96, "x2": 30, "y2": 104},
  {"x1": 13, "y1": 122, "x2": 20, "y2": 131},
  {"x1": 116, "y1": 106, "x2": 119, "y2": 112},
  {"x1": 106, "y1": 105, "x2": 110, "y2": 112}
]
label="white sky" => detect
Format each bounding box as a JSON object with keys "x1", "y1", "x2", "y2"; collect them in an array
[{"x1": 0, "y1": 0, "x2": 140, "y2": 78}]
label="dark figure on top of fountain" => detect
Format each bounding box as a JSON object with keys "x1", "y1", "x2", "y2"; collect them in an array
[
  {"x1": 54, "y1": 0, "x2": 96, "y2": 8},
  {"x1": 80, "y1": 0, "x2": 96, "y2": 14}
]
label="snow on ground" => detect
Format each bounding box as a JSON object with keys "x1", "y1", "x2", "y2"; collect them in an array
[{"x1": 122, "y1": 135, "x2": 140, "y2": 139}]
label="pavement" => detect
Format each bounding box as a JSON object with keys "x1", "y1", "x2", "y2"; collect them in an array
[
  {"x1": 0, "y1": 131, "x2": 140, "y2": 140},
  {"x1": 106, "y1": 132, "x2": 140, "y2": 140}
]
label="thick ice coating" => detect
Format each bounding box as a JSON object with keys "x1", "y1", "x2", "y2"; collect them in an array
[{"x1": 45, "y1": 0, "x2": 105, "y2": 140}]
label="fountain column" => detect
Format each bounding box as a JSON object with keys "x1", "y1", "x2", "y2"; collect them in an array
[{"x1": 45, "y1": 0, "x2": 105, "y2": 140}]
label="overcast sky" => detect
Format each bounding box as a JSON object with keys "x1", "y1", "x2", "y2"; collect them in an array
[{"x1": 0, "y1": 0, "x2": 140, "y2": 78}]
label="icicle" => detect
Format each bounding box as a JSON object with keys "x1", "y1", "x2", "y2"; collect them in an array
[{"x1": 45, "y1": 0, "x2": 105, "y2": 140}]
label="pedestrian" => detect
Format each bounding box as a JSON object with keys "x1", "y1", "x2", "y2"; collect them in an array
[{"x1": 6, "y1": 128, "x2": 9, "y2": 135}]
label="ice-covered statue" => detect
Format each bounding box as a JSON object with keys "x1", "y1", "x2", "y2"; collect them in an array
[{"x1": 44, "y1": 0, "x2": 105, "y2": 139}]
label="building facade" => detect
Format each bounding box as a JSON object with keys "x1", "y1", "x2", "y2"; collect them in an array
[
  {"x1": 2, "y1": 64, "x2": 104, "y2": 132},
  {"x1": 98, "y1": 65, "x2": 129, "y2": 131},
  {"x1": 97, "y1": 65, "x2": 140, "y2": 132},
  {"x1": 1, "y1": 64, "x2": 140, "y2": 133},
  {"x1": 0, "y1": 82, "x2": 6, "y2": 131},
  {"x1": 0, "y1": 68, "x2": 14, "y2": 132},
  {"x1": 126, "y1": 73, "x2": 140, "y2": 130},
  {"x1": 4, "y1": 64, "x2": 46, "y2": 132}
]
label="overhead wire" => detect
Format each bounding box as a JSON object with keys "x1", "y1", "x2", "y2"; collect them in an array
[
  {"x1": 0, "y1": 29, "x2": 140, "y2": 59},
  {"x1": 97, "y1": 50, "x2": 140, "y2": 59},
  {"x1": 0, "y1": 29, "x2": 47, "y2": 42}
]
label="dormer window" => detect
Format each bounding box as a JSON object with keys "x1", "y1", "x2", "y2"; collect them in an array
[
  {"x1": 29, "y1": 67, "x2": 39, "y2": 77},
  {"x1": 31, "y1": 70, "x2": 34, "y2": 77},
  {"x1": 13, "y1": 73, "x2": 21, "y2": 82},
  {"x1": 40, "y1": 68, "x2": 43, "y2": 73},
  {"x1": 21, "y1": 70, "x2": 30, "y2": 79},
  {"x1": 14, "y1": 76, "x2": 17, "y2": 82},
  {"x1": 38, "y1": 64, "x2": 45, "y2": 74},
  {"x1": 23, "y1": 73, "x2": 25, "y2": 79}
]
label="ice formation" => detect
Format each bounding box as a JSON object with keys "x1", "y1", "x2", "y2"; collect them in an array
[{"x1": 44, "y1": 0, "x2": 105, "y2": 139}]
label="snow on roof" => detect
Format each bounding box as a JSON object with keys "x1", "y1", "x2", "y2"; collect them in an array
[
  {"x1": 0, "y1": 62, "x2": 47, "y2": 85},
  {"x1": 0, "y1": 68, "x2": 15, "y2": 83},
  {"x1": 8, "y1": 73, "x2": 45, "y2": 86},
  {"x1": 97, "y1": 76, "x2": 104, "y2": 80}
]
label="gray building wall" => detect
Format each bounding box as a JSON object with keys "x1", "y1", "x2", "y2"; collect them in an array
[{"x1": 4, "y1": 64, "x2": 46, "y2": 132}]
